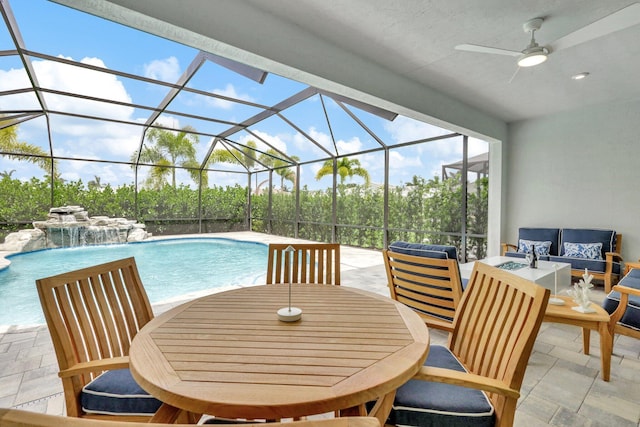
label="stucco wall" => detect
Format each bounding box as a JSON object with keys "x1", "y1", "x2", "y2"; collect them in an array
[{"x1": 505, "y1": 98, "x2": 640, "y2": 261}]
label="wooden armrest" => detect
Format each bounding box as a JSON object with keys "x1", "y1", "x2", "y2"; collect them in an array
[
  {"x1": 58, "y1": 356, "x2": 129, "y2": 378},
  {"x1": 624, "y1": 261, "x2": 640, "y2": 275},
  {"x1": 413, "y1": 366, "x2": 520, "y2": 399},
  {"x1": 612, "y1": 284, "x2": 640, "y2": 298},
  {"x1": 609, "y1": 286, "x2": 639, "y2": 324},
  {"x1": 424, "y1": 318, "x2": 454, "y2": 334},
  {"x1": 501, "y1": 243, "x2": 517, "y2": 256},
  {"x1": 605, "y1": 252, "x2": 623, "y2": 262}
]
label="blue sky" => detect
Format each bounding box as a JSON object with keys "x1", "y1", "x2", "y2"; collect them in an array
[{"x1": 0, "y1": 0, "x2": 488, "y2": 190}]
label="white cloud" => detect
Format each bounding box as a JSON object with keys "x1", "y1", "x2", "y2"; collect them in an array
[
  {"x1": 238, "y1": 130, "x2": 287, "y2": 154},
  {"x1": 336, "y1": 136, "x2": 363, "y2": 154},
  {"x1": 389, "y1": 150, "x2": 423, "y2": 169},
  {"x1": 143, "y1": 56, "x2": 181, "y2": 82},
  {"x1": 292, "y1": 130, "x2": 329, "y2": 158},
  {"x1": 209, "y1": 83, "x2": 254, "y2": 109},
  {"x1": 0, "y1": 56, "x2": 147, "y2": 185},
  {"x1": 384, "y1": 116, "x2": 451, "y2": 143}
]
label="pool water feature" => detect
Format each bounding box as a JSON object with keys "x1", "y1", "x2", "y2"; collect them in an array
[{"x1": 0, "y1": 238, "x2": 268, "y2": 326}]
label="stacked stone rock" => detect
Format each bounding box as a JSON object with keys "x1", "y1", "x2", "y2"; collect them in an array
[{"x1": 0, "y1": 206, "x2": 150, "y2": 253}]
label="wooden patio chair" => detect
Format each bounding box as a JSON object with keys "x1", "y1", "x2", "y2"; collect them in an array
[
  {"x1": 388, "y1": 262, "x2": 550, "y2": 427},
  {"x1": 591, "y1": 260, "x2": 640, "y2": 352},
  {"x1": 36, "y1": 257, "x2": 159, "y2": 421},
  {"x1": 383, "y1": 242, "x2": 465, "y2": 333},
  {"x1": 266, "y1": 243, "x2": 340, "y2": 285},
  {"x1": 0, "y1": 408, "x2": 380, "y2": 427}
]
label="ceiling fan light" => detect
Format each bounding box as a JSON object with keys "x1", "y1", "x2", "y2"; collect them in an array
[{"x1": 517, "y1": 50, "x2": 548, "y2": 67}]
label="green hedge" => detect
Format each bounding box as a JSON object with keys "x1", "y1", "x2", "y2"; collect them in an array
[{"x1": 0, "y1": 174, "x2": 487, "y2": 259}]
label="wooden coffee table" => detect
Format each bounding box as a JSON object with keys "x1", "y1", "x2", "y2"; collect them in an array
[{"x1": 543, "y1": 295, "x2": 612, "y2": 381}]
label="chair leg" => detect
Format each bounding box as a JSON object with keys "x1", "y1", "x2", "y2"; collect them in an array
[{"x1": 150, "y1": 403, "x2": 184, "y2": 423}]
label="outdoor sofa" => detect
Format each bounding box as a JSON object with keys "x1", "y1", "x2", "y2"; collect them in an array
[{"x1": 502, "y1": 227, "x2": 622, "y2": 292}]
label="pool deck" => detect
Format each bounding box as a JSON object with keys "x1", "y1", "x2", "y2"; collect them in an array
[{"x1": 1, "y1": 231, "x2": 639, "y2": 426}]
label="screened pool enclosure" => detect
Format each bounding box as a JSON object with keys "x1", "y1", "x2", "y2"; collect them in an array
[{"x1": 0, "y1": 0, "x2": 488, "y2": 261}]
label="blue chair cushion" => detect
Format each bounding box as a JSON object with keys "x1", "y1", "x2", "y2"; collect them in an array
[
  {"x1": 517, "y1": 228, "x2": 561, "y2": 256},
  {"x1": 560, "y1": 229, "x2": 616, "y2": 259},
  {"x1": 390, "y1": 345, "x2": 495, "y2": 427},
  {"x1": 389, "y1": 241, "x2": 458, "y2": 260},
  {"x1": 547, "y1": 256, "x2": 621, "y2": 275},
  {"x1": 81, "y1": 369, "x2": 162, "y2": 416},
  {"x1": 602, "y1": 269, "x2": 640, "y2": 331}
]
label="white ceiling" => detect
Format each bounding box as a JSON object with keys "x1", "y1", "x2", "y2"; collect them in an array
[{"x1": 53, "y1": 0, "x2": 640, "y2": 125}]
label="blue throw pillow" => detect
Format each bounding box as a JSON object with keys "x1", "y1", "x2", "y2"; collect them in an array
[
  {"x1": 518, "y1": 239, "x2": 552, "y2": 256},
  {"x1": 563, "y1": 242, "x2": 603, "y2": 260}
]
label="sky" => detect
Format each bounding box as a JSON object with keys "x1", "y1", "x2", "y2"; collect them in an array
[{"x1": 0, "y1": 0, "x2": 488, "y2": 190}]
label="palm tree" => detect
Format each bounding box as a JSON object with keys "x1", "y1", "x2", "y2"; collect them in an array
[
  {"x1": 208, "y1": 140, "x2": 262, "y2": 187},
  {"x1": 273, "y1": 154, "x2": 299, "y2": 190},
  {"x1": 132, "y1": 125, "x2": 200, "y2": 189},
  {"x1": 209, "y1": 140, "x2": 258, "y2": 169},
  {"x1": 87, "y1": 175, "x2": 104, "y2": 190},
  {"x1": 0, "y1": 169, "x2": 15, "y2": 179},
  {"x1": 250, "y1": 149, "x2": 299, "y2": 192},
  {"x1": 0, "y1": 117, "x2": 54, "y2": 174},
  {"x1": 315, "y1": 157, "x2": 370, "y2": 186}
]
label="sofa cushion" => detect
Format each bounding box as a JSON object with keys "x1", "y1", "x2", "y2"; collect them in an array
[
  {"x1": 562, "y1": 242, "x2": 603, "y2": 260},
  {"x1": 560, "y1": 229, "x2": 616, "y2": 259},
  {"x1": 518, "y1": 239, "x2": 552, "y2": 256},
  {"x1": 389, "y1": 241, "x2": 458, "y2": 260},
  {"x1": 517, "y1": 228, "x2": 561, "y2": 256},
  {"x1": 547, "y1": 256, "x2": 621, "y2": 275},
  {"x1": 602, "y1": 268, "x2": 640, "y2": 331},
  {"x1": 390, "y1": 345, "x2": 494, "y2": 427},
  {"x1": 81, "y1": 369, "x2": 162, "y2": 416}
]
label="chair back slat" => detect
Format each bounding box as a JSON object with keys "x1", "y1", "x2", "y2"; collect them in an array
[
  {"x1": 266, "y1": 243, "x2": 341, "y2": 285},
  {"x1": 81, "y1": 275, "x2": 114, "y2": 360},
  {"x1": 36, "y1": 257, "x2": 153, "y2": 417},
  {"x1": 97, "y1": 270, "x2": 130, "y2": 355},
  {"x1": 449, "y1": 262, "x2": 549, "y2": 426},
  {"x1": 384, "y1": 249, "x2": 463, "y2": 331}
]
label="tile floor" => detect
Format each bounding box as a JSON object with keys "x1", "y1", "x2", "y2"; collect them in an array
[{"x1": 0, "y1": 232, "x2": 638, "y2": 426}]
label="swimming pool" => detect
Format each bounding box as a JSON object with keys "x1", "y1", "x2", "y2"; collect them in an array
[{"x1": 0, "y1": 238, "x2": 268, "y2": 326}]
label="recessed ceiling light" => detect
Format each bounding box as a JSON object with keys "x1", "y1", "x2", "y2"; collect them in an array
[{"x1": 571, "y1": 72, "x2": 590, "y2": 80}]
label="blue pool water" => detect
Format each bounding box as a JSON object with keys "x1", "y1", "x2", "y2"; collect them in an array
[{"x1": 0, "y1": 238, "x2": 268, "y2": 326}]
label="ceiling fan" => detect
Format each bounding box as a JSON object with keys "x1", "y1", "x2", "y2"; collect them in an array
[{"x1": 455, "y1": 3, "x2": 640, "y2": 68}]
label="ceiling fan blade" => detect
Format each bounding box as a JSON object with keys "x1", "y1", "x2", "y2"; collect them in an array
[
  {"x1": 455, "y1": 44, "x2": 521, "y2": 56},
  {"x1": 550, "y1": 3, "x2": 640, "y2": 52},
  {"x1": 507, "y1": 66, "x2": 521, "y2": 84}
]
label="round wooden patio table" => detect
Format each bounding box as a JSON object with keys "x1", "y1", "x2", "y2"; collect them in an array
[{"x1": 130, "y1": 284, "x2": 429, "y2": 424}]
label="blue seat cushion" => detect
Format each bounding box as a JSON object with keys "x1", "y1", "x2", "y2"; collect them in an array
[
  {"x1": 390, "y1": 345, "x2": 495, "y2": 427},
  {"x1": 389, "y1": 241, "x2": 458, "y2": 260},
  {"x1": 547, "y1": 256, "x2": 621, "y2": 275},
  {"x1": 81, "y1": 369, "x2": 162, "y2": 416},
  {"x1": 602, "y1": 269, "x2": 640, "y2": 331}
]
